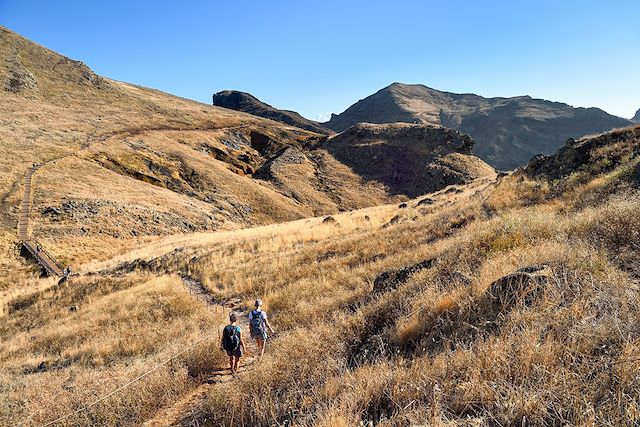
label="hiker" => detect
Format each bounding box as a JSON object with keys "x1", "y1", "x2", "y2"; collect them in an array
[
  {"x1": 249, "y1": 299, "x2": 275, "y2": 359},
  {"x1": 220, "y1": 312, "x2": 246, "y2": 375}
]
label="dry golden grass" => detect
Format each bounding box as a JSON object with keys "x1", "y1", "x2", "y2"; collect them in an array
[
  {"x1": 2, "y1": 148, "x2": 639, "y2": 426},
  {"x1": 0, "y1": 274, "x2": 228, "y2": 426},
  {"x1": 161, "y1": 167, "x2": 637, "y2": 425},
  {"x1": 0, "y1": 25, "x2": 492, "y2": 275},
  {"x1": 0, "y1": 26, "x2": 329, "y2": 271}
]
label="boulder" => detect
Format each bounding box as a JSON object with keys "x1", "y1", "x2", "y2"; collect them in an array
[{"x1": 373, "y1": 258, "x2": 434, "y2": 294}]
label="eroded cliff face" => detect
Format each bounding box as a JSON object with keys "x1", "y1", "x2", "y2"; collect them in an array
[{"x1": 319, "y1": 123, "x2": 495, "y2": 198}]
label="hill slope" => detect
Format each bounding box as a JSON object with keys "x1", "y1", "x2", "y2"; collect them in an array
[
  {"x1": 212, "y1": 90, "x2": 331, "y2": 134},
  {"x1": 3, "y1": 126, "x2": 639, "y2": 426},
  {"x1": 252, "y1": 122, "x2": 494, "y2": 213},
  {"x1": 320, "y1": 123, "x2": 494, "y2": 197},
  {"x1": 525, "y1": 125, "x2": 640, "y2": 180},
  {"x1": 324, "y1": 83, "x2": 632, "y2": 170},
  {"x1": 632, "y1": 108, "x2": 640, "y2": 123},
  {"x1": 0, "y1": 27, "x2": 493, "y2": 285},
  {"x1": 0, "y1": 25, "x2": 326, "y2": 274}
]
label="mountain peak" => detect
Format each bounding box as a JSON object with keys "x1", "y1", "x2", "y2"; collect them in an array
[
  {"x1": 386, "y1": 82, "x2": 426, "y2": 90},
  {"x1": 632, "y1": 108, "x2": 640, "y2": 123},
  {"x1": 384, "y1": 82, "x2": 436, "y2": 94},
  {"x1": 325, "y1": 84, "x2": 632, "y2": 169},
  {"x1": 213, "y1": 90, "x2": 265, "y2": 110}
]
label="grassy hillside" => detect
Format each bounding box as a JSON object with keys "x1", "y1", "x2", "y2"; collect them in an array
[
  {"x1": 0, "y1": 25, "x2": 321, "y2": 291},
  {"x1": 2, "y1": 126, "x2": 639, "y2": 426},
  {"x1": 177, "y1": 127, "x2": 640, "y2": 426},
  {"x1": 0, "y1": 27, "x2": 494, "y2": 294}
]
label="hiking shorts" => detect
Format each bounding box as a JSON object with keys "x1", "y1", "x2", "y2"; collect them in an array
[
  {"x1": 226, "y1": 347, "x2": 242, "y2": 358},
  {"x1": 252, "y1": 331, "x2": 268, "y2": 341}
]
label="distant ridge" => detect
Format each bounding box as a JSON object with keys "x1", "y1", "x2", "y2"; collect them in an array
[
  {"x1": 324, "y1": 83, "x2": 632, "y2": 170},
  {"x1": 212, "y1": 90, "x2": 331, "y2": 135},
  {"x1": 632, "y1": 108, "x2": 640, "y2": 123}
]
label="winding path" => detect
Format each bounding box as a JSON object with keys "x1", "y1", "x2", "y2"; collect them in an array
[{"x1": 143, "y1": 277, "x2": 259, "y2": 427}]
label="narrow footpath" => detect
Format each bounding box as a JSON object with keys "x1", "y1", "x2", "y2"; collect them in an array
[{"x1": 143, "y1": 278, "x2": 260, "y2": 427}]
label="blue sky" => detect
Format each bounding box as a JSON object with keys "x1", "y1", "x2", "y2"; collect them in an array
[{"x1": 1, "y1": 0, "x2": 639, "y2": 120}]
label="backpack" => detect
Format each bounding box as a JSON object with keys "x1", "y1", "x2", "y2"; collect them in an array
[
  {"x1": 222, "y1": 325, "x2": 240, "y2": 351},
  {"x1": 250, "y1": 310, "x2": 265, "y2": 337}
]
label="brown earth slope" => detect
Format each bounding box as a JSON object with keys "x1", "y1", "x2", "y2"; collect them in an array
[
  {"x1": 525, "y1": 125, "x2": 640, "y2": 180},
  {"x1": 324, "y1": 82, "x2": 632, "y2": 170},
  {"x1": 252, "y1": 123, "x2": 495, "y2": 213},
  {"x1": 0, "y1": 27, "x2": 492, "y2": 285},
  {"x1": 0, "y1": 25, "x2": 325, "y2": 276}
]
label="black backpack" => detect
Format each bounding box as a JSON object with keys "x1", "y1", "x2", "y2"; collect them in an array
[{"x1": 222, "y1": 325, "x2": 240, "y2": 351}]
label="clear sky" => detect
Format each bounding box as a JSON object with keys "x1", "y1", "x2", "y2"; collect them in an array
[{"x1": 1, "y1": 0, "x2": 639, "y2": 120}]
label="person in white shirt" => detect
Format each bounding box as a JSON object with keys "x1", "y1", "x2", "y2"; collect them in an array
[{"x1": 248, "y1": 299, "x2": 275, "y2": 359}]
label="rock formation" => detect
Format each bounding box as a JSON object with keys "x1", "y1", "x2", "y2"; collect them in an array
[{"x1": 212, "y1": 90, "x2": 330, "y2": 134}]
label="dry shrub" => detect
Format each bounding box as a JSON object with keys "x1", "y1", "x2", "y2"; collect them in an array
[
  {"x1": 310, "y1": 408, "x2": 358, "y2": 427},
  {"x1": 189, "y1": 180, "x2": 639, "y2": 425},
  {"x1": 184, "y1": 337, "x2": 227, "y2": 379},
  {"x1": 569, "y1": 194, "x2": 640, "y2": 250},
  {"x1": 310, "y1": 256, "x2": 640, "y2": 426},
  {"x1": 484, "y1": 175, "x2": 550, "y2": 212}
]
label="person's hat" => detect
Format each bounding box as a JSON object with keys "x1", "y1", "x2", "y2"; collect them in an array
[{"x1": 255, "y1": 299, "x2": 263, "y2": 307}]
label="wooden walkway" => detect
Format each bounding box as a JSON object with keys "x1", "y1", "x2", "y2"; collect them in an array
[
  {"x1": 18, "y1": 164, "x2": 66, "y2": 277},
  {"x1": 17, "y1": 164, "x2": 38, "y2": 240}
]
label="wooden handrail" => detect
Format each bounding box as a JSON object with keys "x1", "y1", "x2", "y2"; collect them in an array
[{"x1": 17, "y1": 163, "x2": 67, "y2": 278}]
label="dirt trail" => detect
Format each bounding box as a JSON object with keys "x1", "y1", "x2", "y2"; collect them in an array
[{"x1": 143, "y1": 278, "x2": 260, "y2": 427}]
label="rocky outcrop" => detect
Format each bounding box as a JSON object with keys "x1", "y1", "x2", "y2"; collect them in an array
[
  {"x1": 525, "y1": 125, "x2": 640, "y2": 180},
  {"x1": 632, "y1": 109, "x2": 640, "y2": 123},
  {"x1": 4, "y1": 59, "x2": 37, "y2": 94},
  {"x1": 212, "y1": 90, "x2": 331, "y2": 135},
  {"x1": 410, "y1": 265, "x2": 553, "y2": 355},
  {"x1": 323, "y1": 123, "x2": 495, "y2": 197},
  {"x1": 253, "y1": 146, "x2": 309, "y2": 180},
  {"x1": 481, "y1": 265, "x2": 552, "y2": 315},
  {"x1": 1, "y1": 25, "x2": 114, "y2": 96},
  {"x1": 373, "y1": 258, "x2": 435, "y2": 294},
  {"x1": 323, "y1": 83, "x2": 632, "y2": 170}
]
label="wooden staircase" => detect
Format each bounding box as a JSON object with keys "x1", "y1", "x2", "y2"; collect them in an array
[
  {"x1": 18, "y1": 164, "x2": 66, "y2": 277},
  {"x1": 17, "y1": 165, "x2": 38, "y2": 241}
]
